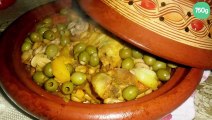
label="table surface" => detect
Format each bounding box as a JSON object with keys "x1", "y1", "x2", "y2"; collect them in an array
[{"x1": 0, "y1": 0, "x2": 212, "y2": 120}]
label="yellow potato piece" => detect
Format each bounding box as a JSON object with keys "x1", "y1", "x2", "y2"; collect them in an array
[
  {"x1": 131, "y1": 68, "x2": 159, "y2": 90},
  {"x1": 98, "y1": 36, "x2": 123, "y2": 68},
  {"x1": 52, "y1": 56, "x2": 74, "y2": 83}
]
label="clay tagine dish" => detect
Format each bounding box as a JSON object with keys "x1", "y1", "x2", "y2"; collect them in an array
[
  {"x1": 79, "y1": 0, "x2": 212, "y2": 69},
  {"x1": 0, "y1": 0, "x2": 208, "y2": 119}
]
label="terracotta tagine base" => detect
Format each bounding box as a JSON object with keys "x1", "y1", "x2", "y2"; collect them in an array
[{"x1": 0, "y1": 0, "x2": 204, "y2": 119}]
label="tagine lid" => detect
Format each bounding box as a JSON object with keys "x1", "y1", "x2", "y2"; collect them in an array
[{"x1": 78, "y1": 0, "x2": 212, "y2": 69}]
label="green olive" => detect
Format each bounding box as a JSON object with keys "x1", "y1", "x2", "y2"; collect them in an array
[
  {"x1": 21, "y1": 41, "x2": 32, "y2": 52},
  {"x1": 24, "y1": 37, "x2": 32, "y2": 43},
  {"x1": 85, "y1": 45, "x2": 97, "y2": 55},
  {"x1": 35, "y1": 22, "x2": 51, "y2": 30},
  {"x1": 30, "y1": 32, "x2": 42, "y2": 42},
  {"x1": 152, "y1": 61, "x2": 167, "y2": 71},
  {"x1": 33, "y1": 71, "x2": 47, "y2": 86},
  {"x1": 79, "y1": 51, "x2": 90, "y2": 65},
  {"x1": 57, "y1": 23, "x2": 66, "y2": 31},
  {"x1": 45, "y1": 44, "x2": 59, "y2": 58},
  {"x1": 132, "y1": 49, "x2": 143, "y2": 59},
  {"x1": 122, "y1": 85, "x2": 139, "y2": 101},
  {"x1": 44, "y1": 78, "x2": 59, "y2": 92},
  {"x1": 89, "y1": 53, "x2": 100, "y2": 67},
  {"x1": 60, "y1": 30, "x2": 71, "y2": 37},
  {"x1": 119, "y1": 48, "x2": 132, "y2": 59},
  {"x1": 60, "y1": 36, "x2": 70, "y2": 46},
  {"x1": 42, "y1": 17, "x2": 53, "y2": 25},
  {"x1": 73, "y1": 42, "x2": 86, "y2": 54},
  {"x1": 51, "y1": 27, "x2": 58, "y2": 33},
  {"x1": 43, "y1": 30, "x2": 56, "y2": 40},
  {"x1": 37, "y1": 27, "x2": 49, "y2": 35},
  {"x1": 59, "y1": 30, "x2": 65, "y2": 36},
  {"x1": 61, "y1": 81, "x2": 74, "y2": 95},
  {"x1": 43, "y1": 62, "x2": 53, "y2": 77},
  {"x1": 70, "y1": 72, "x2": 86, "y2": 85},
  {"x1": 121, "y1": 57, "x2": 134, "y2": 70},
  {"x1": 157, "y1": 69, "x2": 171, "y2": 81},
  {"x1": 143, "y1": 55, "x2": 156, "y2": 66},
  {"x1": 66, "y1": 64, "x2": 73, "y2": 74},
  {"x1": 63, "y1": 30, "x2": 71, "y2": 36}
]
